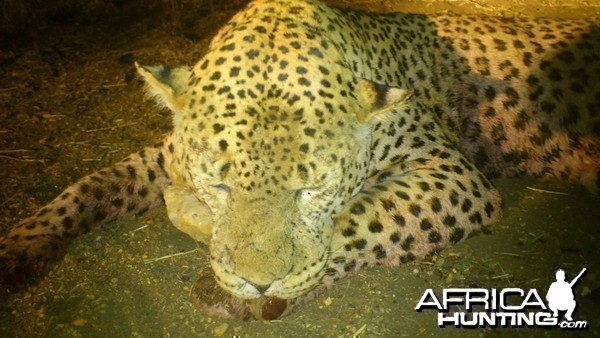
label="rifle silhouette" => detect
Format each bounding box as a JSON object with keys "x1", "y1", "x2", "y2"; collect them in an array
[{"x1": 569, "y1": 268, "x2": 587, "y2": 287}]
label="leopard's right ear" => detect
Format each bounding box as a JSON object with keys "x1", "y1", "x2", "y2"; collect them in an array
[{"x1": 135, "y1": 62, "x2": 191, "y2": 112}]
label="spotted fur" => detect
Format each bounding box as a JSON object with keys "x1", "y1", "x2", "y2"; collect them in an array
[{"x1": 1, "y1": 0, "x2": 598, "y2": 320}]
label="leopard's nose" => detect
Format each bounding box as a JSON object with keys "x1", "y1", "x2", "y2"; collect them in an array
[{"x1": 252, "y1": 282, "x2": 271, "y2": 294}]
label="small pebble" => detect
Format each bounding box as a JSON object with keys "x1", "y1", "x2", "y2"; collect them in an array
[
  {"x1": 213, "y1": 323, "x2": 229, "y2": 337},
  {"x1": 72, "y1": 318, "x2": 87, "y2": 327}
]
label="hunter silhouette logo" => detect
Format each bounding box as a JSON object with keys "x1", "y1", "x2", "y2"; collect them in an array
[{"x1": 546, "y1": 268, "x2": 587, "y2": 322}]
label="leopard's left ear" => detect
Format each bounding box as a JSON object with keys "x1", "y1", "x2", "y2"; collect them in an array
[
  {"x1": 135, "y1": 62, "x2": 191, "y2": 112},
  {"x1": 356, "y1": 80, "x2": 413, "y2": 123}
]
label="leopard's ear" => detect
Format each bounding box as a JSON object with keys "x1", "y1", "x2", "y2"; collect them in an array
[
  {"x1": 356, "y1": 80, "x2": 413, "y2": 123},
  {"x1": 135, "y1": 62, "x2": 191, "y2": 112}
]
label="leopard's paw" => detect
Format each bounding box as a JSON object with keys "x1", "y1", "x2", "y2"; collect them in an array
[{"x1": 0, "y1": 228, "x2": 65, "y2": 294}]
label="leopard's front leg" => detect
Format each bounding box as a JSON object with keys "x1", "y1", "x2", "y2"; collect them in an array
[
  {"x1": 0, "y1": 134, "x2": 176, "y2": 292},
  {"x1": 327, "y1": 152, "x2": 502, "y2": 280},
  {"x1": 324, "y1": 107, "x2": 503, "y2": 285}
]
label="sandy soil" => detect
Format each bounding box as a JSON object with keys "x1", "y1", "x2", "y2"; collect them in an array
[{"x1": 0, "y1": 1, "x2": 598, "y2": 337}]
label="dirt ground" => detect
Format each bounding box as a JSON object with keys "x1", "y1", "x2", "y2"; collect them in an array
[{"x1": 0, "y1": 0, "x2": 599, "y2": 337}]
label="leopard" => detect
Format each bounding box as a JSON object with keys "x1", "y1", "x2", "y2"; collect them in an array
[{"x1": 0, "y1": 0, "x2": 598, "y2": 321}]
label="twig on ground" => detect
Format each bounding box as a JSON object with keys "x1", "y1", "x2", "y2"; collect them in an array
[
  {"x1": 526, "y1": 186, "x2": 568, "y2": 195},
  {"x1": 143, "y1": 248, "x2": 200, "y2": 264},
  {"x1": 0, "y1": 154, "x2": 45, "y2": 164},
  {"x1": 85, "y1": 122, "x2": 137, "y2": 133}
]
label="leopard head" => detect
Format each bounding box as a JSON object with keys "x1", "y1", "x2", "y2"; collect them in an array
[{"x1": 137, "y1": 2, "x2": 409, "y2": 301}]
